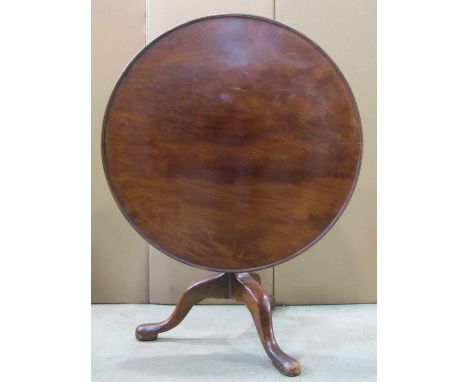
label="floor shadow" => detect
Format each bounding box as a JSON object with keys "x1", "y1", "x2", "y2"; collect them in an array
[{"x1": 119, "y1": 352, "x2": 272, "y2": 378}]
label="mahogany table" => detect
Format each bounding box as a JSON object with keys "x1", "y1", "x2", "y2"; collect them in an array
[{"x1": 102, "y1": 14, "x2": 362, "y2": 377}]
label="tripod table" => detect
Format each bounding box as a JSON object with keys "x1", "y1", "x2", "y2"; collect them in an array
[{"x1": 102, "y1": 14, "x2": 362, "y2": 377}]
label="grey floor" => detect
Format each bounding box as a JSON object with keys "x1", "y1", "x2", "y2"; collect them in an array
[{"x1": 92, "y1": 304, "x2": 376, "y2": 381}]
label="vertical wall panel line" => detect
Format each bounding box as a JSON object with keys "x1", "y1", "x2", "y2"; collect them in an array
[{"x1": 145, "y1": 0, "x2": 149, "y2": 303}]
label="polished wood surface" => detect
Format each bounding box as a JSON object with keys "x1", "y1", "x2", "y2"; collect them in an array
[
  {"x1": 102, "y1": 15, "x2": 362, "y2": 272},
  {"x1": 135, "y1": 272, "x2": 300, "y2": 376}
]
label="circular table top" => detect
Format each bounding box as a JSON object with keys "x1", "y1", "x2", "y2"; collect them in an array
[{"x1": 102, "y1": 15, "x2": 362, "y2": 272}]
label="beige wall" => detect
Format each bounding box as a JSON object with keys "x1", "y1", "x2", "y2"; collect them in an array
[
  {"x1": 273, "y1": 0, "x2": 377, "y2": 304},
  {"x1": 92, "y1": 0, "x2": 376, "y2": 304},
  {"x1": 91, "y1": 0, "x2": 148, "y2": 303}
]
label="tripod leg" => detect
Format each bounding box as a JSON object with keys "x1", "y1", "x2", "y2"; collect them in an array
[
  {"x1": 135, "y1": 272, "x2": 228, "y2": 341},
  {"x1": 232, "y1": 273, "x2": 301, "y2": 376},
  {"x1": 250, "y1": 272, "x2": 276, "y2": 309}
]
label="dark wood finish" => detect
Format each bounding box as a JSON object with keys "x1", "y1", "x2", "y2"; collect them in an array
[
  {"x1": 135, "y1": 272, "x2": 300, "y2": 376},
  {"x1": 102, "y1": 14, "x2": 362, "y2": 272},
  {"x1": 232, "y1": 273, "x2": 300, "y2": 376}
]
